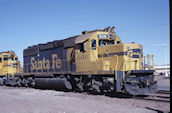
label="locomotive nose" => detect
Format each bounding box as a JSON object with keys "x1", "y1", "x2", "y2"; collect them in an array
[{"x1": 125, "y1": 70, "x2": 157, "y2": 95}]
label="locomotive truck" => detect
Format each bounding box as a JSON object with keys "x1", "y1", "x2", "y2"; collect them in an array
[{"x1": 0, "y1": 27, "x2": 157, "y2": 95}]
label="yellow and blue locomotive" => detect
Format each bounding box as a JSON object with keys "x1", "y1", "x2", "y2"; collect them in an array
[
  {"x1": 2, "y1": 27, "x2": 157, "y2": 95},
  {"x1": 0, "y1": 51, "x2": 22, "y2": 85}
]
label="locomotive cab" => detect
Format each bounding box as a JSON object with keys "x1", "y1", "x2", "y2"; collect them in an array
[{"x1": 74, "y1": 27, "x2": 143, "y2": 73}]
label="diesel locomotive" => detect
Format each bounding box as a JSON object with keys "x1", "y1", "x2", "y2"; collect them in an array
[
  {"x1": 0, "y1": 51, "x2": 22, "y2": 85},
  {"x1": 0, "y1": 27, "x2": 157, "y2": 95}
]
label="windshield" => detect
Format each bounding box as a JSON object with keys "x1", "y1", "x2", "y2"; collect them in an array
[{"x1": 99, "y1": 40, "x2": 114, "y2": 46}]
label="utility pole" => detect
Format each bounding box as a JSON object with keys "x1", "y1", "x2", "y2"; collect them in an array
[{"x1": 153, "y1": 44, "x2": 167, "y2": 65}]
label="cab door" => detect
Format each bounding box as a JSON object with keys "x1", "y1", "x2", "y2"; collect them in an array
[
  {"x1": 89, "y1": 38, "x2": 103, "y2": 72},
  {"x1": 90, "y1": 39, "x2": 98, "y2": 61}
]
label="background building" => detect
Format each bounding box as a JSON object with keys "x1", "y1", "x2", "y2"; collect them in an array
[{"x1": 154, "y1": 64, "x2": 170, "y2": 76}]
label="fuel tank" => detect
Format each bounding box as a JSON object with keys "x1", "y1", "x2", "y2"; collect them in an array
[{"x1": 34, "y1": 77, "x2": 72, "y2": 91}]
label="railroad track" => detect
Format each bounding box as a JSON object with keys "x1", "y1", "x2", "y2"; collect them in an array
[{"x1": 134, "y1": 90, "x2": 170, "y2": 103}]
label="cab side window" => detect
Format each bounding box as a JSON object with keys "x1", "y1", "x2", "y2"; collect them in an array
[
  {"x1": 117, "y1": 41, "x2": 121, "y2": 44},
  {"x1": 83, "y1": 42, "x2": 86, "y2": 51},
  {"x1": 79, "y1": 42, "x2": 87, "y2": 52},
  {"x1": 0, "y1": 57, "x2": 2, "y2": 63},
  {"x1": 3, "y1": 57, "x2": 8, "y2": 61},
  {"x1": 91, "y1": 39, "x2": 96, "y2": 50}
]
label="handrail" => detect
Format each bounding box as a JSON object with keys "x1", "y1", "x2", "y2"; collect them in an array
[{"x1": 115, "y1": 55, "x2": 118, "y2": 80}]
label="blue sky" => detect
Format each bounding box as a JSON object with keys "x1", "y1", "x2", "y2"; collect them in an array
[{"x1": 0, "y1": 0, "x2": 170, "y2": 65}]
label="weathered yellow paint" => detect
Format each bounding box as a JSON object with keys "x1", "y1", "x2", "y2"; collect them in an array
[
  {"x1": 0, "y1": 51, "x2": 22, "y2": 77},
  {"x1": 103, "y1": 61, "x2": 110, "y2": 71}
]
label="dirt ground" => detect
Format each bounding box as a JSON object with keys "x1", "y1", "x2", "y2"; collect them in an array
[{"x1": 0, "y1": 76, "x2": 170, "y2": 113}]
